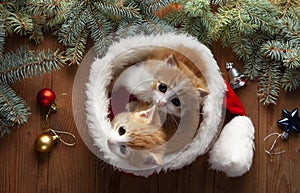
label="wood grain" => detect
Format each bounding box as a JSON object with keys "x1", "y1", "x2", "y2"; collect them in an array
[{"x1": 1, "y1": 34, "x2": 300, "y2": 193}]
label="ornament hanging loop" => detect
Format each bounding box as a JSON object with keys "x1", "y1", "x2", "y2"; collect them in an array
[
  {"x1": 263, "y1": 132, "x2": 286, "y2": 160},
  {"x1": 42, "y1": 93, "x2": 68, "y2": 129},
  {"x1": 43, "y1": 103, "x2": 59, "y2": 128},
  {"x1": 46, "y1": 92, "x2": 68, "y2": 115},
  {"x1": 50, "y1": 128, "x2": 76, "y2": 147}
]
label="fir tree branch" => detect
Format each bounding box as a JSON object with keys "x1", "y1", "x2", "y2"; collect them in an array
[
  {"x1": 209, "y1": 6, "x2": 233, "y2": 42},
  {"x1": 1, "y1": 2, "x2": 19, "y2": 34},
  {"x1": 211, "y1": 0, "x2": 226, "y2": 5},
  {"x1": 261, "y1": 40, "x2": 300, "y2": 68},
  {"x1": 0, "y1": 84, "x2": 30, "y2": 127},
  {"x1": 28, "y1": 16, "x2": 44, "y2": 44},
  {"x1": 144, "y1": 17, "x2": 163, "y2": 34},
  {"x1": 163, "y1": 0, "x2": 213, "y2": 43},
  {"x1": 282, "y1": 68, "x2": 300, "y2": 92},
  {"x1": 45, "y1": 6, "x2": 68, "y2": 31},
  {"x1": 26, "y1": 0, "x2": 65, "y2": 16},
  {"x1": 243, "y1": 0, "x2": 279, "y2": 34},
  {"x1": 138, "y1": 1, "x2": 177, "y2": 35},
  {"x1": 163, "y1": 8, "x2": 185, "y2": 27},
  {"x1": 155, "y1": 2, "x2": 183, "y2": 18},
  {"x1": 87, "y1": 3, "x2": 113, "y2": 56},
  {"x1": 13, "y1": 0, "x2": 28, "y2": 9},
  {"x1": 65, "y1": 29, "x2": 88, "y2": 65},
  {"x1": 87, "y1": 6, "x2": 107, "y2": 41},
  {"x1": 244, "y1": 49, "x2": 262, "y2": 79},
  {"x1": 25, "y1": 0, "x2": 70, "y2": 32},
  {"x1": 0, "y1": 47, "x2": 65, "y2": 84},
  {"x1": 115, "y1": 18, "x2": 143, "y2": 39},
  {"x1": 58, "y1": 0, "x2": 175, "y2": 64},
  {"x1": 141, "y1": 0, "x2": 175, "y2": 15},
  {"x1": 258, "y1": 61, "x2": 282, "y2": 105},
  {"x1": 7, "y1": 12, "x2": 34, "y2": 35},
  {"x1": 94, "y1": 1, "x2": 139, "y2": 19},
  {"x1": 0, "y1": 18, "x2": 4, "y2": 54},
  {"x1": 272, "y1": 0, "x2": 299, "y2": 17},
  {"x1": 0, "y1": 121, "x2": 11, "y2": 137},
  {"x1": 230, "y1": 31, "x2": 249, "y2": 60},
  {"x1": 281, "y1": 16, "x2": 300, "y2": 45},
  {"x1": 58, "y1": 1, "x2": 88, "y2": 46}
]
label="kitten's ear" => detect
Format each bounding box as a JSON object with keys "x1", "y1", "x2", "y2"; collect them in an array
[
  {"x1": 166, "y1": 54, "x2": 178, "y2": 66},
  {"x1": 198, "y1": 87, "x2": 209, "y2": 98},
  {"x1": 137, "y1": 105, "x2": 155, "y2": 119},
  {"x1": 137, "y1": 105, "x2": 160, "y2": 125},
  {"x1": 144, "y1": 152, "x2": 163, "y2": 166}
]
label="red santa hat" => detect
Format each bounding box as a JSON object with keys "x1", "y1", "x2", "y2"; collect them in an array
[
  {"x1": 224, "y1": 81, "x2": 245, "y2": 116},
  {"x1": 208, "y1": 81, "x2": 255, "y2": 177}
]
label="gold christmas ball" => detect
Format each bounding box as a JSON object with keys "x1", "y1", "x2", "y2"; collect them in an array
[{"x1": 34, "y1": 133, "x2": 55, "y2": 153}]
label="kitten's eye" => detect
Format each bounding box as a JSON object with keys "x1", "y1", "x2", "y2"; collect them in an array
[
  {"x1": 118, "y1": 126, "x2": 126, "y2": 136},
  {"x1": 120, "y1": 145, "x2": 126, "y2": 154},
  {"x1": 171, "y1": 98, "x2": 181, "y2": 107},
  {"x1": 158, "y1": 83, "x2": 167, "y2": 93}
]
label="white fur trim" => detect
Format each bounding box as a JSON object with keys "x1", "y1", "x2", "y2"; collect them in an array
[
  {"x1": 86, "y1": 33, "x2": 227, "y2": 176},
  {"x1": 208, "y1": 116, "x2": 255, "y2": 177}
]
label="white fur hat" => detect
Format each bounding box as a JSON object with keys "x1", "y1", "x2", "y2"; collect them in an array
[{"x1": 84, "y1": 33, "x2": 255, "y2": 177}]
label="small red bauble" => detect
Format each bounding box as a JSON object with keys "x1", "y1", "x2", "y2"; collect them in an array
[{"x1": 37, "y1": 88, "x2": 56, "y2": 107}]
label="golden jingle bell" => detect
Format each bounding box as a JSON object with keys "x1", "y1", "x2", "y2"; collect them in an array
[{"x1": 34, "y1": 129, "x2": 76, "y2": 153}]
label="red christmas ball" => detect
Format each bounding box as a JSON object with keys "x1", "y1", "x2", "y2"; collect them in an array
[{"x1": 37, "y1": 88, "x2": 56, "y2": 107}]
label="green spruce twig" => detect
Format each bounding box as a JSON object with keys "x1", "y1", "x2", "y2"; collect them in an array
[
  {"x1": 0, "y1": 47, "x2": 65, "y2": 84},
  {"x1": 164, "y1": 0, "x2": 213, "y2": 44},
  {"x1": 0, "y1": 84, "x2": 30, "y2": 136},
  {"x1": 0, "y1": 18, "x2": 4, "y2": 54},
  {"x1": 258, "y1": 61, "x2": 282, "y2": 105}
]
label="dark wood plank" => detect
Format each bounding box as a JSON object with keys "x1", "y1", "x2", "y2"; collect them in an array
[
  {"x1": 0, "y1": 35, "x2": 51, "y2": 193},
  {"x1": 264, "y1": 90, "x2": 300, "y2": 193},
  {"x1": 42, "y1": 39, "x2": 97, "y2": 193},
  {"x1": 187, "y1": 155, "x2": 215, "y2": 193},
  {"x1": 210, "y1": 42, "x2": 261, "y2": 193},
  {"x1": 1, "y1": 34, "x2": 300, "y2": 193}
]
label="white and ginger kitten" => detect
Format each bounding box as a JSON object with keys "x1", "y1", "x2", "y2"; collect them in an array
[
  {"x1": 107, "y1": 104, "x2": 174, "y2": 168},
  {"x1": 108, "y1": 101, "x2": 200, "y2": 168},
  {"x1": 114, "y1": 54, "x2": 209, "y2": 117}
]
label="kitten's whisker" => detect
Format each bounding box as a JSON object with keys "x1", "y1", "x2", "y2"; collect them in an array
[{"x1": 169, "y1": 114, "x2": 179, "y2": 128}]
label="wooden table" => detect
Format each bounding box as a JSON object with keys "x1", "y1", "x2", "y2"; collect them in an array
[{"x1": 1, "y1": 35, "x2": 300, "y2": 193}]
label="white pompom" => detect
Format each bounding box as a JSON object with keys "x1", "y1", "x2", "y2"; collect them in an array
[{"x1": 208, "y1": 116, "x2": 255, "y2": 177}]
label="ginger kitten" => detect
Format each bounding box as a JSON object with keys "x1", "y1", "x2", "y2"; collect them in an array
[
  {"x1": 107, "y1": 100, "x2": 199, "y2": 168},
  {"x1": 107, "y1": 104, "x2": 171, "y2": 168}
]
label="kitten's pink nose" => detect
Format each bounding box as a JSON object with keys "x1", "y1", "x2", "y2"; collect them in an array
[
  {"x1": 157, "y1": 99, "x2": 166, "y2": 107},
  {"x1": 108, "y1": 138, "x2": 115, "y2": 145}
]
